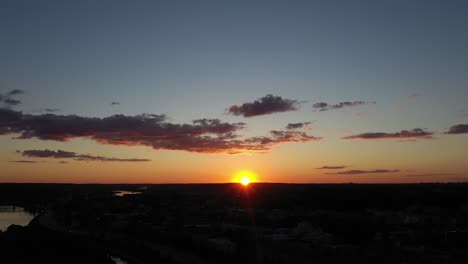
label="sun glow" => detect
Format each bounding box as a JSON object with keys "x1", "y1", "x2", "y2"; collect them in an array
[
  {"x1": 240, "y1": 176, "x2": 251, "y2": 186},
  {"x1": 233, "y1": 170, "x2": 257, "y2": 186}
]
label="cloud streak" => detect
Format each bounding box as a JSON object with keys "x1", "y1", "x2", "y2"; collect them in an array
[
  {"x1": 313, "y1": 101, "x2": 373, "y2": 112},
  {"x1": 228, "y1": 130, "x2": 321, "y2": 154},
  {"x1": 317, "y1": 165, "x2": 347, "y2": 170},
  {"x1": 327, "y1": 169, "x2": 399, "y2": 175},
  {"x1": 405, "y1": 173, "x2": 456, "y2": 177},
  {"x1": 9, "y1": 160, "x2": 40, "y2": 164},
  {"x1": 0, "y1": 109, "x2": 321, "y2": 154},
  {"x1": 286, "y1": 122, "x2": 312, "y2": 130},
  {"x1": 20, "y1": 149, "x2": 151, "y2": 162},
  {"x1": 44, "y1": 108, "x2": 60, "y2": 113},
  {"x1": 343, "y1": 128, "x2": 435, "y2": 140},
  {"x1": 228, "y1": 94, "x2": 299, "y2": 117},
  {"x1": 254, "y1": 130, "x2": 321, "y2": 145}
]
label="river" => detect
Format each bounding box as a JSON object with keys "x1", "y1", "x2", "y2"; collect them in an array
[{"x1": 0, "y1": 206, "x2": 35, "y2": 231}]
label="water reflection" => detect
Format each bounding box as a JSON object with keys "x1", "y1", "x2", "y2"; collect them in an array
[
  {"x1": 112, "y1": 190, "x2": 142, "y2": 197},
  {"x1": 0, "y1": 206, "x2": 35, "y2": 231},
  {"x1": 110, "y1": 256, "x2": 128, "y2": 264}
]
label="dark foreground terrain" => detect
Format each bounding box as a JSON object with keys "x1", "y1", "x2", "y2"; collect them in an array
[{"x1": 1, "y1": 183, "x2": 468, "y2": 264}]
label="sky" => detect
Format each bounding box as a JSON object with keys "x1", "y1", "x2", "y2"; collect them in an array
[{"x1": 1, "y1": 0, "x2": 467, "y2": 183}]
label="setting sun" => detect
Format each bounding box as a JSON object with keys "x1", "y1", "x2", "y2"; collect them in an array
[
  {"x1": 240, "y1": 176, "x2": 251, "y2": 186},
  {"x1": 233, "y1": 170, "x2": 257, "y2": 186}
]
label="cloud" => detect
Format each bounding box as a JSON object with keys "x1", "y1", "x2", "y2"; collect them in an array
[
  {"x1": 0, "y1": 90, "x2": 24, "y2": 107},
  {"x1": 396, "y1": 139, "x2": 418, "y2": 142},
  {"x1": 313, "y1": 101, "x2": 373, "y2": 112},
  {"x1": 228, "y1": 130, "x2": 321, "y2": 154},
  {"x1": 445, "y1": 124, "x2": 468, "y2": 134},
  {"x1": 111, "y1": 102, "x2": 120, "y2": 106},
  {"x1": 327, "y1": 169, "x2": 399, "y2": 175},
  {"x1": 20, "y1": 149, "x2": 151, "y2": 162},
  {"x1": 7, "y1": 90, "x2": 24, "y2": 96},
  {"x1": 228, "y1": 94, "x2": 299, "y2": 117},
  {"x1": 445, "y1": 176, "x2": 468, "y2": 182},
  {"x1": 0, "y1": 108, "x2": 23, "y2": 134},
  {"x1": 405, "y1": 173, "x2": 456, "y2": 177},
  {"x1": 406, "y1": 93, "x2": 421, "y2": 101},
  {"x1": 266, "y1": 130, "x2": 320, "y2": 143},
  {"x1": 9, "y1": 160, "x2": 40, "y2": 164},
  {"x1": 343, "y1": 128, "x2": 435, "y2": 140},
  {"x1": 1, "y1": 109, "x2": 321, "y2": 154},
  {"x1": 286, "y1": 122, "x2": 312, "y2": 130},
  {"x1": 44, "y1": 108, "x2": 60, "y2": 113},
  {"x1": 4, "y1": 98, "x2": 21, "y2": 106},
  {"x1": 317, "y1": 165, "x2": 347, "y2": 170},
  {"x1": 312, "y1": 102, "x2": 328, "y2": 109}
]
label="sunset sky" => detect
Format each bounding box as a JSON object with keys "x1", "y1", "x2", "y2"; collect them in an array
[{"x1": 1, "y1": 0, "x2": 467, "y2": 183}]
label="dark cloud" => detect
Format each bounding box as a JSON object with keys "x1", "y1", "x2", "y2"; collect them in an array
[
  {"x1": 312, "y1": 102, "x2": 328, "y2": 109},
  {"x1": 111, "y1": 102, "x2": 120, "y2": 106},
  {"x1": 327, "y1": 169, "x2": 399, "y2": 175},
  {"x1": 228, "y1": 94, "x2": 299, "y2": 117},
  {"x1": 286, "y1": 122, "x2": 312, "y2": 130},
  {"x1": 1, "y1": 109, "x2": 320, "y2": 154},
  {"x1": 7, "y1": 89, "x2": 24, "y2": 96},
  {"x1": 0, "y1": 108, "x2": 23, "y2": 134},
  {"x1": 0, "y1": 108, "x2": 22, "y2": 122},
  {"x1": 313, "y1": 101, "x2": 373, "y2": 112},
  {"x1": 343, "y1": 128, "x2": 435, "y2": 140},
  {"x1": 4, "y1": 98, "x2": 21, "y2": 106},
  {"x1": 0, "y1": 90, "x2": 24, "y2": 107},
  {"x1": 317, "y1": 165, "x2": 347, "y2": 170},
  {"x1": 445, "y1": 124, "x2": 468, "y2": 134},
  {"x1": 20, "y1": 149, "x2": 151, "y2": 162}
]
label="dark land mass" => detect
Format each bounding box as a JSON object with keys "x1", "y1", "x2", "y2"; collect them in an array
[{"x1": 2, "y1": 183, "x2": 468, "y2": 263}]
